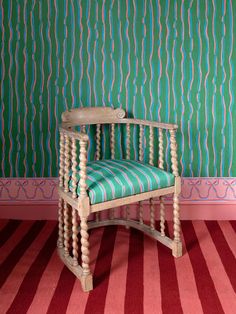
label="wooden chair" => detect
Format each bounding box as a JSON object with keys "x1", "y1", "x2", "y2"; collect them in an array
[{"x1": 57, "y1": 107, "x2": 182, "y2": 292}]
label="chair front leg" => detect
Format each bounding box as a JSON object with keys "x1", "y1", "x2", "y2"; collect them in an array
[
  {"x1": 80, "y1": 215, "x2": 93, "y2": 291},
  {"x1": 169, "y1": 130, "x2": 182, "y2": 257},
  {"x1": 172, "y1": 193, "x2": 182, "y2": 257}
]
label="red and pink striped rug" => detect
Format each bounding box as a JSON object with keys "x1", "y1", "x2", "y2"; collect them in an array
[{"x1": 1, "y1": 220, "x2": 236, "y2": 314}]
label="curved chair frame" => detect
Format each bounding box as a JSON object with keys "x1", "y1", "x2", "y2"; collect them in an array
[{"x1": 57, "y1": 107, "x2": 182, "y2": 292}]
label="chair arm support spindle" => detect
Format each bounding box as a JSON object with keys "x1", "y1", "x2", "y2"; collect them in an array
[
  {"x1": 96, "y1": 124, "x2": 101, "y2": 160},
  {"x1": 111, "y1": 123, "x2": 115, "y2": 159},
  {"x1": 79, "y1": 140, "x2": 88, "y2": 199},
  {"x1": 126, "y1": 123, "x2": 131, "y2": 159},
  {"x1": 59, "y1": 132, "x2": 65, "y2": 188},
  {"x1": 81, "y1": 125, "x2": 86, "y2": 133},
  {"x1": 71, "y1": 138, "x2": 78, "y2": 199},
  {"x1": 64, "y1": 135, "x2": 71, "y2": 193},
  {"x1": 169, "y1": 129, "x2": 179, "y2": 177},
  {"x1": 149, "y1": 126, "x2": 154, "y2": 166},
  {"x1": 139, "y1": 125, "x2": 144, "y2": 162},
  {"x1": 158, "y1": 128, "x2": 164, "y2": 169}
]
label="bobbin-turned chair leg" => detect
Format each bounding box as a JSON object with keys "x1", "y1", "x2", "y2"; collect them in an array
[
  {"x1": 172, "y1": 193, "x2": 182, "y2": 257},
  {"x1": 160, "y1": 196, "x2": 165, "y2": 236},
  {"x1": 57, "y1": 197, "x2": 64, "y2": 248},
  {"x1": 80, "y1": 215, "x2": 93, "y2": 291}
]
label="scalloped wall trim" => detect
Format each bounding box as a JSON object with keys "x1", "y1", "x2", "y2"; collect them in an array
[{"x1": 0, "y1": 177, "x2": 236, "y2": 204}]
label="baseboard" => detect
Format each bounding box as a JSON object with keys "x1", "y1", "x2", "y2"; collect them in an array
[{"x1": 0, "y1": 177, "x2": 236, "y2": 220}]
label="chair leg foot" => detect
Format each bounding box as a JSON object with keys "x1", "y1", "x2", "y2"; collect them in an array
[
  {"x1": 172, "y1": 241, "x2": 182, "y2": 258},
  {"x1": 81, "y1": 274, "x2": 93, "y2": 292}
]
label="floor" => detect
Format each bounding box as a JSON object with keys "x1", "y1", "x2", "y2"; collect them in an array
[{"x1": 0, "y1": 219, "x2": 236, "y2": 314}]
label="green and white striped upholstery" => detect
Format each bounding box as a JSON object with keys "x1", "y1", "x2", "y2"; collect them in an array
[{"x1": 69, "y1": 159, "x2": 175, "y2": 205}]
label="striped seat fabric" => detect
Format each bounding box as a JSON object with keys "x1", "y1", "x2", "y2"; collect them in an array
[{"x1": 69, "y1": 159, "x2": 175, "y2": 205}]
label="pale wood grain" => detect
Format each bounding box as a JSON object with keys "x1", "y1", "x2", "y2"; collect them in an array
[
  {"x1": 111, "y1": 123, "x2": 115, "y2": 159},
  {"x1": 158, "y1": 128, "x2": 165, "y2": 235},
  {"x1": 169, "y1": 129, "x2": 179, "y2": 177},
  {"x1": 149, "y1": 126, "x2": 154, "y2": 166},
  {"x1": 71, "y1": 138, "x2": 78, "y2": 199},
  {"x1": 72, "y1": 207, "x2": 79, "y2": 266},
  {"x1": 59, "y1": 126, "x2": 89, "y2": 141},
  {"x1": 63, "y1": 201, "x2": 70, "y2": 257},
  {"x1": 158, "y1": 128, "x2": 164, "y2": 169},
  {"x1": 57, "y1": 198, "x2": 64, "y2": 249},
  {"x1": 160, "y1": 197, "x2": 165, "y2": 236},
  {"x1": 64, "y1": 135, "x2": 71, "y2": 193},
  {"x1": 80, "y1": 216, "x2": 91, "y2": 276},
  {"x1": 139, "y1": 125, "x2": 144, "y2": 162},
  {"x1": 59, "y1": 132, "x2": 65, "y2": 188},
  {"x1": 126, "y1": 123, "x2": 131, "y2": 159},
  {"x1": 150, "y1": 197, "x2": 155, "y2": 230},
  {"x1": 95, "y1": 125, "x2": 101, "y2": 223},
  {"x1": 62, "y1": 107, "x2": 125, "y2": 126},
  {"x1": 57, "y1": 247, "x2": 93, "y2": 292},
  {"x1": 96, "y1": 124, "x2": 101, "y2": 160},
  {"x1": 58, "y1": 107, "x2": 183, "y2": 292},
  {"x1": 79, "y1": 140, "x2": 88, "y2": 199},
  {"x1": 139, "y1": 201, "x2": 144, "y2": 225}
]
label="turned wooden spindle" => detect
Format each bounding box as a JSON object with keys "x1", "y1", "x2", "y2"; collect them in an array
[
  {"x1": 149, "y1": 126, "x2": 155, "y2": 229},
  {"x1": 71, "y1": 138, "x2": 78, "y2": 199},
  {"x1": 79, "y1": 140, "x2": 88, "y2": 199},
  {"x1": 139, "y1": 125, "x2": 144, "y2": 224},
  {"x1": 78, "y1": 139, "x2": 91, "y2": 273},
  {"x1": 111, "y1": 123, "x2": 115, "y2": 159},
  {"x1": 63, "y1": 138, "x2": 71, "y2": 257},
  {"x1": 81, "y1": 125, "x2": 86, "y2": 133},
  {"x1": 139, "y1": 125, "x2": 144, "y2": 162},
  {"x1": 96, "y1": 124, "x2": 101, "y2": 161},
  {"x1": 158, "y1": 128, "x2": 164, "y2": 169},
  {"x1": 149, "y1": 126, "x2": 154, "y2": 166},
  {"x1": 64, "y1": 135, "x2": 71, "y2": 193},
  {"x1": 109, "y1": 208, "x2": 115, "y2": 220},
  {"x1": 150, "y1": 198, "x2": 155, "y2": 230},
  {"x1": 160, "y1": 199, "x2": 165, "y2": 236},
  {"x1": 95, "y1": 124, "x2": 101, "y2": 222},
  {"x1": 63, "y1": 201, "x2": 70, "y2": 257},
  {"x1": 59, "y1": 132, "x2": 65, "y2": 188},
  {"x1": 124, "y1": 123, "x2": 131, "y2": 221},
  {"x1": 126, "y1": 123, "x2": 131, "y2": 159},
  {"x1": 169, "y1": 129, "x2": 181, "y2": 250},
  {"x1": 109, "y1": 123, "x2": 115, "y2": 219},
  {"x1": 139, "y1": 201, "x2": 143, "y2": 224},
  {"x1": 158, "y1": 128, "x2": 165, "y2": 236},
  {"x1": 173, "y1": 194, "x2": 181, "y2": 249},
  {"x1": 169, "y1": 129, "x2": 179, "y2": 177},
  {"x1": 72, "y1": 207, "x2": 79, "y2": 266},
  {"x1": 57, "y1": 198, "x2": 64, "y2": 248},
  {"x1": 80, "y1": 216, "x2": 91, "y2": 275},
  {"x1": 125, "y1": 205, "x2": 130, "y2": 221},
  {"x1": 58, "y1": 132, "x2": 65, "y2": 248}
]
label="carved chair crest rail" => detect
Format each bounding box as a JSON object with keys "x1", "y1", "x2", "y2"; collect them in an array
[{"x1": 57, "y1": 107, "x2": 182, "y2": 292}]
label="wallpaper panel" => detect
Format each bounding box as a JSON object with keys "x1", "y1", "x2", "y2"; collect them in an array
[{"x1": 0, "y1": 0, "x2": 236, "y2": 177}]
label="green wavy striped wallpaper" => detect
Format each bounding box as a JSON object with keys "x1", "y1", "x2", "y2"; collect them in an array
[{"x1": 0, "y1": 0, "x2": 236, "y2": 178}]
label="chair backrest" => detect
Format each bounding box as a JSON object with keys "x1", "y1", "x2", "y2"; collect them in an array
[
  {"x1": 60, "y1": 106, "x2": 179, "y2": 175},
  {"x1": 61, "y1": 107, "x2": 126, "y2": 126}
]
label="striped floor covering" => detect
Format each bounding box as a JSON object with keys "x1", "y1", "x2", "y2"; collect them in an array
[{"x1": 0, "y1": 220, "x2": 236, "y2": 314}]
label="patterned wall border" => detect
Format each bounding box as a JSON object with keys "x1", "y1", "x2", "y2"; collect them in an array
[{"x1": 0, "y1": 177, "x2": 236, "y2": 205}]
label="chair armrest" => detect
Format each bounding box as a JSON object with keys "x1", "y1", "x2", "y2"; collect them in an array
[
  {"x1": 59, "y1": 126, "x2": 89, "y2": 142},
  {"x1": 121, "y1": 118, "x2": 178, "y2": 130},
  {"x1": 59, "y1": 126, "x2": 89, "y2": 202}
]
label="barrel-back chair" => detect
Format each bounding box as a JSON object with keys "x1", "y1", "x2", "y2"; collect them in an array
[{"x1": 57, "y1": 107, "x2": 182, "y2": 292}]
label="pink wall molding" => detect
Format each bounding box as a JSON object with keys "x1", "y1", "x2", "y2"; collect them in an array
[
  {"x1": 0, "y1": 177, "x2": 236, "y2": 220},
  {"x1": 0, "y1": 177, "x2": 236, "y2": 204},
  {"x1": 0, "y1": 178, "x2": 58, "y2": 204}
]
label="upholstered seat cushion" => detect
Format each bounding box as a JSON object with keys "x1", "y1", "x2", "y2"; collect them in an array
[{"x1": 69, "y1": 159, "x2": 175, "y2": 205}]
